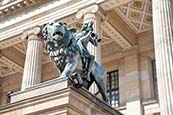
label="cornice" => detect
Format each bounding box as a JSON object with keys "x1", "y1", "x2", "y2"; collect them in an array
[
  {"x1": 0, "y1": 0, "x2": 52, "y2": 19},
  {"x1": 101, "y1": 21, "x2": 133, "y2": 49},
  {"x1": 0, "y1": 0, "x2": 107, "y2": 42},
  {"x1": 100, "y1": 0, "x2": 132, "y2": 11},
  {"x1": 76, "y1": 4, "x2": 99, "y2": 19}
]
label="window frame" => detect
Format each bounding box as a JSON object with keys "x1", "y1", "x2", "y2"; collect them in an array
[
  {"x1": 106, "y1": 70, "x2": 120, "y2": 107},
  {"x1": 151, "y1": 60, "x2": 158, "y2": 99}
]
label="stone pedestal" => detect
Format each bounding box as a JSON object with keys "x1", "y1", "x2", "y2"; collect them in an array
[{"x1": 0, "y1": 78, "x2": 122, "y2": 115}]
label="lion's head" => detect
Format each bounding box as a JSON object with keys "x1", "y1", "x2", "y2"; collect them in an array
[{"x1": 42, "y1": 22, "x2": 68, "y2": 42}]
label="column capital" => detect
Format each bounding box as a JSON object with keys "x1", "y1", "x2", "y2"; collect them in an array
[
  {"x1": 76, "y1": 4, "x2": 99, "y2": 19},
  {"x1": 21, "y1": 26, "x2": 41, "y2": 40}
]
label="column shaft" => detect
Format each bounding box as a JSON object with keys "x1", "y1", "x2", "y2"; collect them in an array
[
  {"x1": 153, "y1": 0, "x2": 173, "y2": 115},
  {"x1": 124, "y1": 54, "x2": 143, "y2": 115},
  {"x1": 21, "y1": 34, "x2": 43, "y2": 91}
]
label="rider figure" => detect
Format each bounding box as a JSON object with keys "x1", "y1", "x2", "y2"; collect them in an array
[{"x1": 74, "y1": 21, "x2": 100, "y2": 81}]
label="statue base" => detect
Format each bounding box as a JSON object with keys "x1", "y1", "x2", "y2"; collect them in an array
[{"x1": 0, "y1": 78, "x2": 122, "y2": 115}]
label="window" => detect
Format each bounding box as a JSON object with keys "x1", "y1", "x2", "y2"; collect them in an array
[
  {"x1": 106, "y1": 70, "x2": 119, "y2": 107},
  {"x1": 151, "y1": 60, "x2": 158, "y2": 98}
]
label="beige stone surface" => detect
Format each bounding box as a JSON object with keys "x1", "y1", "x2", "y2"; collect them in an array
[
  {"x1": 139, "y1": 55, "x2": 155, "y2": 100},
  {"x1": 0, "y1": 79, "x2": 2, "y2": 104},
  {"x1": 41, "y1": 62, "x2": 59, "y2": 82},
  {"x1": 0, "y1": 78, "x2": 122, "y2": 115},
  {"x1": 126, "y1": 100, "x2": 142, "y2": 115},
  {"x1": 143, "y1": 101, "x2": 160, "y2": 115},
  {"x1": 137, "y1": 30, "x2": 154, "y2": 52},
  {"x1": 11, "y1": 78, "x2": 69, "y2": 103},
  {"x1": 0, "y1": 72, "x2": 22, "y2": 104},
  {"x1": 0, "y1": 0, "x2": 162, "y2": 115},
  {"x1": 106, "y1": 10, "x2": 136, "y2": 45},
  {"x1": 1, "y1": 47, "x2": 25, "y2": 67}
]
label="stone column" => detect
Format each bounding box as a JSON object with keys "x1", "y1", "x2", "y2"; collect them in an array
[
  {"x1": 76, "y1": 5, "x2": 102, "y2": 94},
  {"x1": 21, "y1": 27, "x2": 43, "y2": 91},
  {"x1": 123, "y1": 51, "x2": 143, "y2": 115},
  {"x1": 152, "y1": 0, "x2": 173, "y2": 115}
]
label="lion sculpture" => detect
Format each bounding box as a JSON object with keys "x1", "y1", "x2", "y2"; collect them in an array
[{"x1": 42, "y1": 21, "x2": 107, "y2": 102}]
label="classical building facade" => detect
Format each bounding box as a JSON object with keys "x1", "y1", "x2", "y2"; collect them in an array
[{"x1": 0, "y1": 0, "x2": 172, "y2": 115}]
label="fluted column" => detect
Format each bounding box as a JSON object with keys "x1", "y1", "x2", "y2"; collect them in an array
[
  {"x1": 153, "y1": 0, "x2": 173, "y2": 115},
  {"x1": 21, "y1": 27, "x2": 43, "y2": 91},
  {"x1": 76, "y1": 5, "x2": 102, "y2": 94}
]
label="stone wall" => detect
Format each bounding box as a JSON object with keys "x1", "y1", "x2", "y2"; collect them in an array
[
  {"x1": 0, "y1": 78, "x2": 122, "y2": 115},
  {"x1": 0, "y1": 72, "x2": 22, "y2": 105},
  {"x1": 102, "y1": 29, "x2": 159, "y2": 114}
]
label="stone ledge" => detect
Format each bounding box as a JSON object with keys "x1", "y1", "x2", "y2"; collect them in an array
[
  {"x1": 0, "y1": 78, "x2": 122, "y2": 115},
  {"x1": 71, "y1": 88, "x2": 122, "y2": 115},
  {"x1": 10, "y1": 77, "x2": 70, "y2": 103}
]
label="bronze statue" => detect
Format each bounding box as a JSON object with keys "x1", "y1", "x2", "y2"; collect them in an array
[{"x1": 42, "y1": 21, "x2": 107, "y2": 102}]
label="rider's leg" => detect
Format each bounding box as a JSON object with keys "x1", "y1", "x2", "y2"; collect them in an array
[{"x1": 86, "y1": 54, "x2": 94, "y2": 81}]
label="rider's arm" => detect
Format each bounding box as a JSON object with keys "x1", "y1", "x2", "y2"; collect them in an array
[{"x1": 78, "y1": 32, "x2": 91, "y2": 50}]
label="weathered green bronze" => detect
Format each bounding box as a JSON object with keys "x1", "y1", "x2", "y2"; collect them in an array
[{"x1": 42, "y1": 21, "x2": 107, "y2": 102}]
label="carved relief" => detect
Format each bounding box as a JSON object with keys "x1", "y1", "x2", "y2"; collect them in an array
[
  {"x1": 115, "y1": 0, "x2": 152, "y2": 33},
  {"x1": 0, "y1": 60, "x2": 17, "y2": 77}
]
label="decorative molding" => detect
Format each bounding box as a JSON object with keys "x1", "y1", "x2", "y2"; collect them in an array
[
  {"x1": 101, "y1": 21, "x2": 133, "y2": 49},
  {"x1": 0, "y1": 15, "x2": 80, "y2": 50},
  {"x1": 0, "y1": 35, "x2": 23, "y2": 49},
  {"x1": 98, "y1": 9, "x2": 135, "y2": 48},
  {"x1": 21, "y1": 26, "x2": 41, "y2": 40},
  {"x1": 0, "y1": 0, "x2": 40, "y2": 19},
  {"x1": 101, "y1": 31, "x2": 114, "y2": 45},
  {"x1": 76, "y1": 4, "x2": 99, "y2": 19},
  {"x1": 101, "y1": 36, "x2": 114, "y2": 45},
  {"x1": 0, "y1": 60, "x2": 18, "y2": 77},
  {"x1": 0, "y1": 55, "x2": 23, "y2": 72},
  {"x1": 0, "y1": 55, "x2": 23, "y2": 77},
  {"x1": 0, "y1": 0, "x2": 107, "y2": 42},
  {"x1": 59, "y1": 14, "x2": 81, "y2": 26},
  {"x1": 115, "y1": 0, "x2": 152, "y2": 33},
  {"x1": 14, "y1": 42, "x2": 26, "y2": 54},
  {"x1": 100, "y1": 0, "x2": 132, "y2": 11}
]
